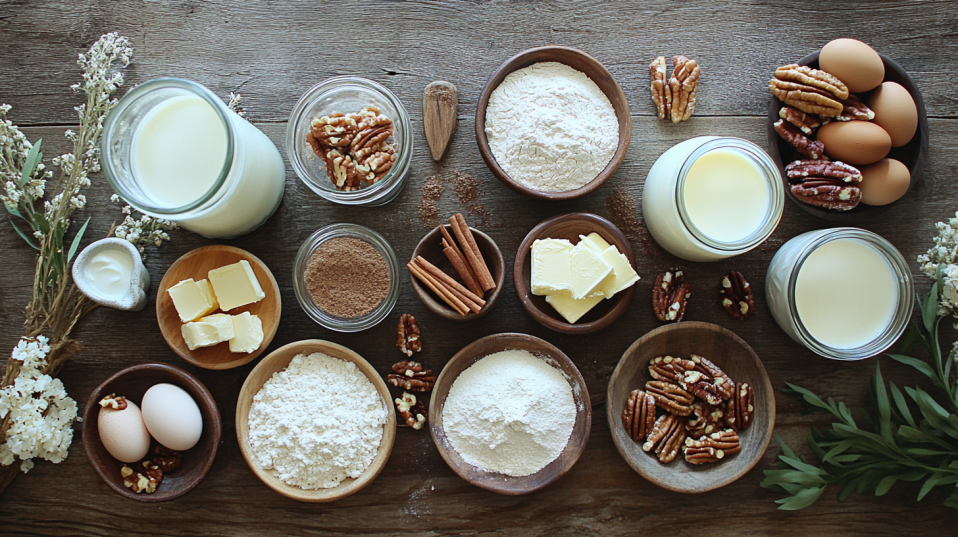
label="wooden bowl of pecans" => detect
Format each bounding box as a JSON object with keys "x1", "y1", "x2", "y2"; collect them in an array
[
  {"x1": 81, "y1": 363, "x2": 222, "y2": 502},
  {"x1": 606, "y1": 322, "x2": 775, "y2": 493},
  {"x1": 767, "y1": 50, "x2": 928, "y2": 223}
]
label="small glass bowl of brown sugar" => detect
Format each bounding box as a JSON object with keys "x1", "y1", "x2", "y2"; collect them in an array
[{"x1": 293, "y1": 223, "x2": 400, "y2": 331}]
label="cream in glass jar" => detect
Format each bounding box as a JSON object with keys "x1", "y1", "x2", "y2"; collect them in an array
[
  {"x1": 102, "y1": 78, "x2": 285, "y2": 238},
  {"x1": 642, "y1": 137, "x2": 784, "y2": 262},
  {"x1": 766, "y1": 228, "x2": 914, "y2": 360}
]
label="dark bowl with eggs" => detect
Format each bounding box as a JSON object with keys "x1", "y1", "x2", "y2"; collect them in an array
[{"x1": 767, "y1": 50, "x2": 929, "y2": 223}]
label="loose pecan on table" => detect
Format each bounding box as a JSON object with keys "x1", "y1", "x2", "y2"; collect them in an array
[
  {"x1": 395, "y1": 391, "x2": 427, "y2": 430},
  {"x1": 666, "y1": 55, "x2": 699, "y2": 123},
  {"x1": 786, "y1": 159, "x2": 863, "y2": 211},
  {"x1": 725, "y1": 382, "x2": 755, "y2": 431},
  {"x1": 622, "y1": 389, "x2": 657, "y2": 442},
  {"x1": 720, "y1": 271, "x2": 755, "y2": 320},
  {"x1": 652, "y1": 270, "x2": 691, "y2": 322},
  {"x1": 774, "y1": 119, "x2": 826, "y2": 160},
  {"x1": 396, "y1": 314, "x2": 422, "y2": 357},
  {"x1": 643, "y1": 413, "x2": 686, "y2": 463},
  {"x1": 387, "y1": 361, "x2": 436, "y2": 392},
  {"x1": 649, "y1": 56, "x2": 668, "y2": 120},
  {"x1": 645, "y1": 380, "x2": 694, "y2": 416}
]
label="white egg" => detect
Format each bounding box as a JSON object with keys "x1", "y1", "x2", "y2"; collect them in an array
[
  {"x1": 98, "y1": 400, "x2": 151, "y2": 463},
  {"x1": 141, "y1": 383, "x2": 204, "y2": 451}
]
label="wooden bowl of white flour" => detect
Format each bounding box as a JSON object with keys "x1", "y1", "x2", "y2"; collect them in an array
[
  {"x1": 236, "y1": 339, "x2": 396, "y2": 501},
  {"x1": 476, "y1": 46, "x2": 631, "y2": 201}
]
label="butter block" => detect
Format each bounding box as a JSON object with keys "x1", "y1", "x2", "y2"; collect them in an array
[
  {"x1": 598, "y1": 246, "x2": 640, "y2": 298},
  {"x1": 545, "y1": 291, "x2": 604, "y2": 324},
  {"x1": 570, "y1": 241, "x2": 614, "y2": 300},
  {"x1": 181, "y1": 314, "x2": 235, "y2": 350},
  {"x1": 196, "y1": 278, "x2": 219, "y2": 311},
  {"x1": 579, "y1": 232, "x2": 612, "y2": 254},
  {"x1": 531, "y1": 239, "x2": 573, "y2": 296},
  {"x1": 168, "y1": 278, "x2": 218, "y2": 322},
  {"x1": 228, "y1": 311, "x2": 264, "y2": 354},
  {"x1": 208, "y1": 260, "x2": 266, "y2": 311}
]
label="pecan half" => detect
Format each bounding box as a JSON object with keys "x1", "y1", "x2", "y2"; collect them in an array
[
  {"x1": 666, "y1": 56, "x2": 699, "y2": 123},
  {"x1": 684, "y1": 445, "x2": 725, "y2": 464},
  {"x1": 786, "y1": 159, "x2": 863, "y2": 211},
  {"x1": 774, "y1": 64, "x2": 849, "y2": 101},
  {"x1": 396, "y1": 314, "x2": 422, "y2": 357},
  {"x1": 679, "y1": 369, "x2": 723, "y2": 406},
  {"x1": 690, "y1": 354, "x2": 735, "y2": 401},
  {"x1": 786, "y1": 159, "x2": 863, "y2": 183},
  {"x1": 649, "y1": 56, "x2": 668, "y2": 120},
  {"x1": 779, "y1": 106, "x2": 824, "y2": 135},
  {"x1": 769, "y1": 78, "x2": 843, "y2": 117},
  {"x1": 720, "y1": 271, "x2": 755, "y2": 320},
  {"x1": 324, "y1": 148, "x2": 360, "y2": 191},
  {"x1": 152, "y1": 445, "x2": 182, "y2": 473},
  {"x1": 839, "y1": 94, "x2": 875, "y2": 121},
  {"x1": 121, "y1": 461, "x2": 163, "y2": 494},
  {"x1": 652, "y1": 270, "x2": 691, "y2": 322},
  {"x1": 310, "y1": 113, "x2": 359, "y2": 147},
  {"x1": 648, "y1": 355, "x2": 693, "y2": 384},
  {"x1": 686, "y1": 428, "x2": 742, "y2": 454},
  {"x1": 643, "y1": 413, "x2": 686, "y2": 463},
  {"x1": 645, "y1": 380, "x2": 694, "y2": 416},
  {"x1": 623, "y1": 389, "x2": 657, "y2": 442},
  {"x1": 99, "y1": 394, "x2": 128, "y2": 410},
  {"x1": 686, "y1": 401, "x2": 725, "y2": 439},
  {"x1": 387, "y1": 361, "x2": 435, "y2": 392},
  {"x1": 726, "y1": 383, "x2": 754, "y2": 431},
  {"x1": 395, "y1": 392, "x2": 427, "y2": 430},
  {"x1": 774, "y1": 119, "x2": 826, "y2": 160}
]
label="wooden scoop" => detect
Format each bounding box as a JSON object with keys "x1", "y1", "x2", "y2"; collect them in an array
[{"x1": 423, "y1": 81, "x2": 457, "y2": 161}]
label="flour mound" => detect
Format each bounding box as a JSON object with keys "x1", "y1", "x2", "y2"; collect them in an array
[
  {"x1": 442, "y1": 349, "x2": 577, "y2": 477},
  {"x1": 484, "y1": 61, "x2": 619, "y2": 193},
  {"x1": 247, "y1": 353, "x2": 386, "y2": 489}
]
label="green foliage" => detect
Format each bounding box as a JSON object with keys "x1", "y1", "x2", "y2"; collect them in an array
[{"x1": 763, "y1": 277, "x2": 958, "y2": 511}]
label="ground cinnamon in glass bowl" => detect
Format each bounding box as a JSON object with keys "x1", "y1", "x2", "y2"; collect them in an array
[{"x1": 293, "y1": 224, "x2": 399, "y2": 332}]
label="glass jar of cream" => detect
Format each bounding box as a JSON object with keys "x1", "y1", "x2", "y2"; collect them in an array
[
  {"x1": 102, "y1": 78, "x2": 286, "y2": 238},
  {"x1": 642, "y1": 136, "x2": 784, "y2": 262},
  {"x1": 766, "y1": 228, "x2": 914, "y2": 360}
]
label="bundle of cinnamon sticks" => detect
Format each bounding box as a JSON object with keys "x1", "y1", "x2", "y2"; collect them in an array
[{"x1": 408, "y1": 213, "x2": 496, "y2": 316}]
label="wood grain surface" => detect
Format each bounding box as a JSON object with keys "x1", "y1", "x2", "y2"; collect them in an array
[{"x1": 1, "y1": 0, "x2": 957, "y2": 535}]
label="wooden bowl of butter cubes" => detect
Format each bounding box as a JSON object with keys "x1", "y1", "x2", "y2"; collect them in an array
[
  {"x1": 514, "y1": 212, "x2": 639, "y2": 334},
  {"x1": 157, "y1": 245, "x2": 282, "y2": 370}
]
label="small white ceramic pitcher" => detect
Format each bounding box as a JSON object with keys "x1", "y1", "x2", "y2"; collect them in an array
[{"x1": 72, "y1": 238, "x2": 150, "y2": 311}]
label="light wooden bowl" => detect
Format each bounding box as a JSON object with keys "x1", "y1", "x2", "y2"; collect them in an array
[
  {"x1": 235, "y1": 339, "x2": 397, "y2": 502},
  {"x1": 81, "y1": 362, "x2": 222, "y2": 502},
  {"x1": 514, "y1": 212, "x2": 636, "y2": 334},
  {"x1": 768, "y1": 50, "x2": 928, "y2": 223},
  {"x1": 475, "y1": 46, "x2": 631, "y2": 201},
  {"x1": 157, "y1": 245, "x2": 281, "y2": 370},
  {"x1": 409, "y1": 224, "x2": 505, "y2": 322},
  {"x1": 429, "y1": 333, "x2": 591, "y2": 495},
  {"x1": 607, "y1": 322, "x2": 775, "y2": 493}
]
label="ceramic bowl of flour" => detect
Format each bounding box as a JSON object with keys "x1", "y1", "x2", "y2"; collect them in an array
[
  {"x1": 235, "y1": 339, "x2": 397, "y2": 502},
  {"x1": 476, "y1": 46, "x2": 631, "y2": 201},
  {"x1": 429, "y1": 333, "x2": 591, "y2": 495}
]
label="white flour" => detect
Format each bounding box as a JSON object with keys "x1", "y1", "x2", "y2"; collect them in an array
[
  {"x1": 247, "y1": 352, "x2": 386, "y2": 489},
  {"x1": 484, "y1": 61, "x2": 619, "y2": 193},
  {"x1": 441, "y1": 349, "x2": 576, "y2": 477}
]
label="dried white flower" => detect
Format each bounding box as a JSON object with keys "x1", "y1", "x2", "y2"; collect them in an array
[{"x1": 918, "y1": 211, "x2": 958, "y2": 321}]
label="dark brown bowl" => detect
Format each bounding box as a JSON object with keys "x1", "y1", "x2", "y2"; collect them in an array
[
  {"x1": 81, "y1": 363, "x2": 222, "y2": 502},
  {"x1": 429, "y1": 333, "x2": 591, "y2": 495},
  {"x1": 514, "y1": 212, "x2": 636, "y2": 334},
  {"x1": 768, "y1": 50, "x2": 929, "y2": 222},
  {"x1": 607, "y1": 322, "x2": 775, "y2": 493},
  {"x1": 476, "y1": 46, "x2": 631, "y2": 201}
]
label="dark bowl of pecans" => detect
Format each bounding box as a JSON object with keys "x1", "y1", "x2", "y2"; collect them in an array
[
  {"x1": 606, "y1": 322, "x2": 775, "y2": 493},
  {"x1": 767, "y1": 50, "x2": 928, "y2": 223},
  {"x1": 81, "y1": 362, "x2": 222, "y2": 502}
]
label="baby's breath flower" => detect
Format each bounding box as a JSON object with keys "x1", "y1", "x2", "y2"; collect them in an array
[
  {"x1": 919, "y1": 211, "x2": 958, "y2": 322},
  {"x1": 110, "y1": 193, "x2": 119, "y2": 203}
]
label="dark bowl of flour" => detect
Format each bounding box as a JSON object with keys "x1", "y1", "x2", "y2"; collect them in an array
[{"x1": 293, "y1": 223, "x2": 400, "y2": 332}]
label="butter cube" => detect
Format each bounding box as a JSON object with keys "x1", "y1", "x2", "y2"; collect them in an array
[
  {"x1": 531, "y1": 239, "x2": 573, "y2": 296},
  {"x1": 181, "y1": 314, "x2": 235, "y2": 350},
  {"x1": 208, "y1": 260, "x2": 266, "y2": 311},
  {"x1": 579, "y1": 232, "x2": 612, "y2": 254},
  {"x1": 228, "y1": 311, "x2": 264, "y2": 354},
  {"x1": 168, "y1": 278, "x2": 219, "y2": 322},
  {"x1": 545, "y1": 291, "x2": 604, "y2": 324},
  {"x1": 196, "y1": 279, "x2": 219, "y2": 311},
  {"x1": 598, "y1": 246, "x2": 640, "y2": 298},
  {"x1": 570, "y1": 241, "x2": 614, "y2": 300}
]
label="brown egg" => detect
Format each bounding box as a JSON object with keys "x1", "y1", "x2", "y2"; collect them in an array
[
  {"x1": 867, "y1": 81, "x2": 918, "y2": 147},
  {"x1": 817, "y1": 121, "x2": 892, "y2": 165},
  {"x1": 819, "y1": 38, "x2": 885, "y2": 93},
  {"x1": 859, "y1": 158, "x2": 910, "y2": 206}
]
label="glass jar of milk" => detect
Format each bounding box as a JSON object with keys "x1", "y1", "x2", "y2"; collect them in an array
[
  {"x1": 766, "y1": 228, "x2": 914, "y2": 360},
  {"x1": 643, "y1": 137, "x2": 784, "y2": 262},
  {"x1": 102, "y1": 78, "x2": 286, "y2": 238}
]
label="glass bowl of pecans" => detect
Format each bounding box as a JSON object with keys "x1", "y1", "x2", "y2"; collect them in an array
[{"x1": 287, "y1": 76, "x2": 413, "y2": 206}]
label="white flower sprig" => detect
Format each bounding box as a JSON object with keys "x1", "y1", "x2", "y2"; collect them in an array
[
  {"x1": 109, "y1": 194, "x2": 177, "y2": 258},
  {"x1": 917, "y1": 211, "x2": 958, "y2": 320}
]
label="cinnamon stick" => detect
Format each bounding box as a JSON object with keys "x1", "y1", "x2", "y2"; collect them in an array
[
  {"x1": 451, "y1": 213, "x2": 495, "y2": 291},
  {"x1": 439, "y1": 276, "x2": 483, "y2": 314},
  {"x1": 415, "y1": 255, "x2": 486, "y2": 306},
  {"x1": 442, "y1": 236, "x2": 483, "y2": 297},
  {"x1": 408, "y1": 262, "x2": 468, "y2": 316}
]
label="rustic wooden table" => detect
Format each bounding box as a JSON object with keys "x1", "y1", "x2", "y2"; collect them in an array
[{"x1": 1, "y1": 1, "x2": 956, "y2": 534}]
